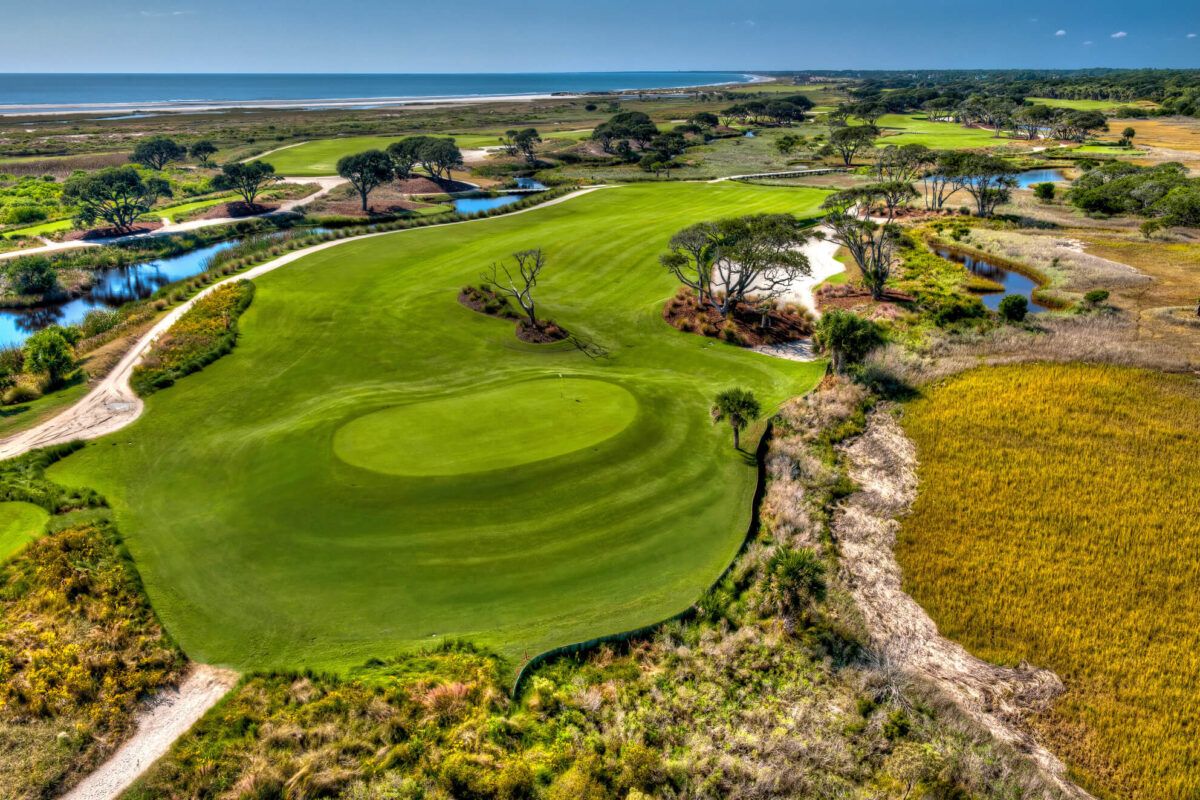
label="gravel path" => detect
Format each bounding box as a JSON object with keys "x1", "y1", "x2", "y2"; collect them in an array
[{"x1": 58, "y1": 666, "x2": 238, "y2": 800}]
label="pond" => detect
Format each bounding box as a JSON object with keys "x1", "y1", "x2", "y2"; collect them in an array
[
  {"x1": 451, "y1": 193, "x2": 527, "y2": 215},
  {"x1": 935, "y1": 248, "x2": 1049, "y2": 314},
  {"x1": 0, "y1": 228, "x2": 328, "y2": 348},
  {"x1": 1015, "y1": 168, "x2": 1067, "y2": 188},
  {"x1": 513, "y1": 178, "x2": 547, "y2": 190}
]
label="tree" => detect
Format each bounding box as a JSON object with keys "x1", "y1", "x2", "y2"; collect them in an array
[
  {"x1": 212, "y1": 161, "x2": 280, "y2": 205},
  {"x1": 958, "y1": 154, "x2": 1017, "y2": 216},
  {"x1": 1013, "y1": 104, "x2": 1055, "y2": 140},
  {"x1": 130, "y1": 136, "x2": 186, "y2": 170},
  {"x1": 711, "y1": 388, "x2": 760, "y2": 449},
  {"x1": 7, "y1": 255, "x2": 58, "y2": 295},
  {"x1": 706, "y1": 215, "x2": 812, "y2": 317},
  {"x1": 813, "y1": 310, "x2": 885, "y2": 373},
  {"x1": 829, "y1": 125, "x2": 877, "y2": 166},
  {"x1": 502, "y1": 128, "x2": 542, "y2": 164},
  {"x1": 337, "y1": 150, "x2": 394, "y2": 213},
  {"x1": 62, "y1": 166, "x2": 172, "y2": 231},
  {"x1": 998, "y1": 294, "x2": 1028, "y2": 322},
  {"x1": 1033, "y1": 182, "x2": 1056, "y2": 202},
  {"x1": 386, "y1": 138, "x2": 423, "y2": 179},
  {"x1": 416, "y1": 138, "x2": 463, "y2": 179},
  {"x1": 592, "y1": 111, "x2": 657, "y2": 152},
  {"x1": 918, "y1": 150, "x2": 966, "y2": 211},
  {"x1": 1121, "y1": 126, "x2": 1137, "y2": 147},
  {"x1": 689, "y1": 112, "x2": 719, "y2": 128},
  {"x1": 760, "y1": 546, "x2": 826, "y2": 626},
  {"x1": 820, "y1": 188, "x2": 902, "y2": 300},
  {"x1": 776, "y1": 134, "x2": 802, "y2": 156},
  {"x1": 23, "y1": 327, "x2": 74, "y2": 386},
  {"x1": 482, "y1": 249, "x2": 545, "y2": 328},
  {"x1": 660, "y1": 223, "x2": 718, "y2": 306},
  {"x1": 189, "y1": 140, "x2": 218, "y2": 167}
]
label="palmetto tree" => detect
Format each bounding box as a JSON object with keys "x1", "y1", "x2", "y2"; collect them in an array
[{"x1": 711, "y1": 388, "x2": 761, "y2": 450}]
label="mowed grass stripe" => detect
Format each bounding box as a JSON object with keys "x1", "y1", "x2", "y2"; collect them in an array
[{"x1": 49, "y1": 182, "x2": 827, "y2": 673}]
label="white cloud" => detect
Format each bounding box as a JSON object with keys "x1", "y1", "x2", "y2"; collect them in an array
[
  {"x1": 1055, "y1": 29, "x2": 1067, "y2": 37},
  {"x1": 1188, "y1": 33, "x2": 1198, "y2": 39},
  {"x1": 140, "y1": 9, "x2": 194, "y2": 16},
  {"x1": 1111, "y1": 31, "x2": 1127, "y2": 39},
  {"x1": 1083, "y1": 40, "x2": 1094, "y2": 46}
]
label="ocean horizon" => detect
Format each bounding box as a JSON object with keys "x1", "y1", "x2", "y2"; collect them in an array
[{"x1": 0, "y1": 72, "x2": 759, "y2": 115}]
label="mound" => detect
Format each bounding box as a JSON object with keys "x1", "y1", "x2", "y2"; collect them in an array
[{"x1": 395, "y1": 176, "x2": 475, "y2": 194}]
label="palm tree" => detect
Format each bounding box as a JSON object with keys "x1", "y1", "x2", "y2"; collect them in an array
[
  {"x1": 711, "y1": 388, "x2": 761, "y2": 449},
  {"x1": 813, "y1": 310, "x2": 884, "y2": 374},
  {"x1": 761, "y1": 546, "x2": 827, "y2": 626}
]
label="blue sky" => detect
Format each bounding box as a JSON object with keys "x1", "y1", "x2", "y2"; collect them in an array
[{"x1": 0, "y1": 0, "x2": 1196, "y2": 72}]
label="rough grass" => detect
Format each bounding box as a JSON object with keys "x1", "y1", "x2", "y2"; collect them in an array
[
  {"x1": 895, "y1": 363, "x2": 1200, "y2": 800},
  {"x1": 48, "y1": 183, "x2": 829, "y2": 675},
  {"x1": 0, "y1": 522, "x2": 182, "y2": 800}
]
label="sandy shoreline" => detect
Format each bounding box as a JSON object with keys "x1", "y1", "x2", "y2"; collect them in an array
[{"x1": 0, "y1": 75, "x2": 770, "y2": 118}]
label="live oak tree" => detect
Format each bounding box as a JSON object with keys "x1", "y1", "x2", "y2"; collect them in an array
[
  {"x1": 386, "y1": 138, "x2": 422, "y2": 179},
  {"x1": 62, "y1": 166, "x2": 172, "y2": 231},
  {"x1": 213, "y1": 161, "x2": 280, "y2": 206},
  {"x1": 957, "y1": 154, "x2": 1017, "y2": 216},
  {"x1": 1013, "y1": 104, "x2": 1055, "y2": 140},
  {"x1": 337, "y1": 150, "x2": 394, "y2": 213},
  {"x1": 189, "y1": 140, "x2": 218, "y2": 167},
  {"x1": 663, "y1": 215, "x2": 811, "y2": 318},
  {"x1": 130, "y1": 136, "x2": 186, "y2": 170},
  {"x1": 819, "y1": 188, "x2": 902, "y2": 300},
  {"x1": 918, "y1": 150, "x2": 968, "y2": 210},
  {"x1": 711, "y1": 388, "x2": 760, "y2": 450},
  {"x1": 592, "y1": 111, "x2": 657, "y2": 152},
  {"x1": 416, "y1": 138, "x2": 464, "y2": 179},
  {"x1": 502, "y1": 128, "x2": 542, "y2": 164},
  {"x1": 829, "y1": 125, "x2": 878, "y2": 166},
  {"x1": 483, "y1": 249, "x2": 545, "y2": 328}
]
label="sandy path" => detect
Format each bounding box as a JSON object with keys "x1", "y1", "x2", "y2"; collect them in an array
[
  {"x1": 240, "y1": 141, "x2": 309, "y2": 162},
  {"x1": 0, "y1": 186, "x2": 605, "y2": 460},
  {"x1": 834, "y1": 410, "x2": 1094, "y2": 800},
  {"x1": 0, "y1": 177, "x2": 345, "y2": 263},
  {"x1": 58, "y1": 666, "x2": 238, "y2": 800}
]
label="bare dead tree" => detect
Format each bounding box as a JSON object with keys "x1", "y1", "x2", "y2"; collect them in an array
[{"x1": 482, "y1": 249, "x2": 545, "y2": 328}]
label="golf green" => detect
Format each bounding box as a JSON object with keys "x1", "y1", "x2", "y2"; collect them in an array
[
  {"x1": 49, "y1": 182, "x2": 828, "y2": 673},
  {"x1": 334, "y1": 378, "x2": 638, "y2": 477}
]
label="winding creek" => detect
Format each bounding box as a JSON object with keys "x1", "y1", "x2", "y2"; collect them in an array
[{"x1": 935, "y1": 248, "x2": 1049, "y2": 313}]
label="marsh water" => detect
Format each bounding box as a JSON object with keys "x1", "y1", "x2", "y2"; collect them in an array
[
  {"x1": 935, "y1": 248, "x2": 1048, "y2": 314},
  {"x1": 1015, "y1": 168, "x2": 1066, "y2": 188}
]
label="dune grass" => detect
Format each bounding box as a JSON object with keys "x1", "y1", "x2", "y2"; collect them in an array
[
  {"x1": 896, "y1": 363, "x2": 1200, "y2": 800},
  {"x1": 0, "y1": 501, "x2": 49, "y2": 562},
  {"x1": 48, "y1": 182, "x2": 828, "y2": 675}
]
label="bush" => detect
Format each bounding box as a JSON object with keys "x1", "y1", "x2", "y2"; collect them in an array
[
  {"x1": 1033, "y1": 182, "x2": 1056, "y2": 202},
  {"x1": 998, "y1": 294, "x2": 1028, "y2": 322},
  {"x1": 1084, "y1": 289, "x2": 1110, "y2": 306},
  {"x1": 3, "y1": 205, "x2": 48, "y2": 225},
  {"x1": 7, "y1": 255, "x2": 58, "y2": 295},
  {"x1": 23, "y1": 327, "x2": 75, "y2": 385}
]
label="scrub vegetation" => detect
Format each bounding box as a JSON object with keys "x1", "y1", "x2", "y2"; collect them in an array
[{"x1": 896, "y1": 364, "x2": 1200, "y2": 800}]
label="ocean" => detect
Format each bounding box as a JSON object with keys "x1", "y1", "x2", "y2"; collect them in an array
[{"x1": 0, "y1": 72, "x2": 757, "y2": 115}]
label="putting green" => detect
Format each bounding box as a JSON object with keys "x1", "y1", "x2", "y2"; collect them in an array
[
  {"x1": 0, "y1": 501, "x2": 49, "y2": 562},
  {"x1": 49, "y1": 182, "x2": 829, "y2": 673},
  {"x1": 335, "y1": 378, "x2": 637, "y2": 476}
]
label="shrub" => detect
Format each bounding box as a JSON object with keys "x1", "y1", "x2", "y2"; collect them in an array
[
  {"x1": 2, "y1": 378, "x2": 41, "y2": 405},
  {"x1": 1084, "y1": 288, "x2": 1110, "y2": 306},
  {"x1": 80, "y1": 308, "x2": 122, "y2": 338},
  {"x1": 1033, "y1": 182, "x2": 1056, "y2": 202},
  {"x1": 3, "y1": 205, "x2": 47, "y2": 225},
  {"x1": 131, "y1": 281, "x2": 255, "y2": 396},
  {"x1": 997, "y1": 294, "x2": 1028, "y2": 322},
  {"x1": 23, "y1": 326, "x2": 75, "y2": 385},
  {"x1": 7, "y1": 255, "x2": 58, "y2": 295}
]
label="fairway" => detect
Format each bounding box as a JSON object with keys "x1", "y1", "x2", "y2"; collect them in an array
[
  {"x1": 264, "y1": 130, "x2": 588, "y2": 176},
  {"x1": 49, "y1": 182, "x2": 828, "y2": 673},
  {"x1": 0, "y1": 501, "x2": 49, "y2": 562},
  {"x1": 871, "y1": 114, "x2": 1023, "y2": 149}
]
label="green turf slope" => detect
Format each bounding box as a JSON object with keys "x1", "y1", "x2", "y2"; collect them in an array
[
  {"x1": 0, "y1": 501, "x2": 49, "y2": 562},
  {"x1": 49, "y1": 182, "x2": 828, "y2": 673}
]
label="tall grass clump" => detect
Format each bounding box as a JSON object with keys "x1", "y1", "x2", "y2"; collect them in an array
[{"x1": 896, "y1": 363, "x2": 1200, "y2": 800}]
